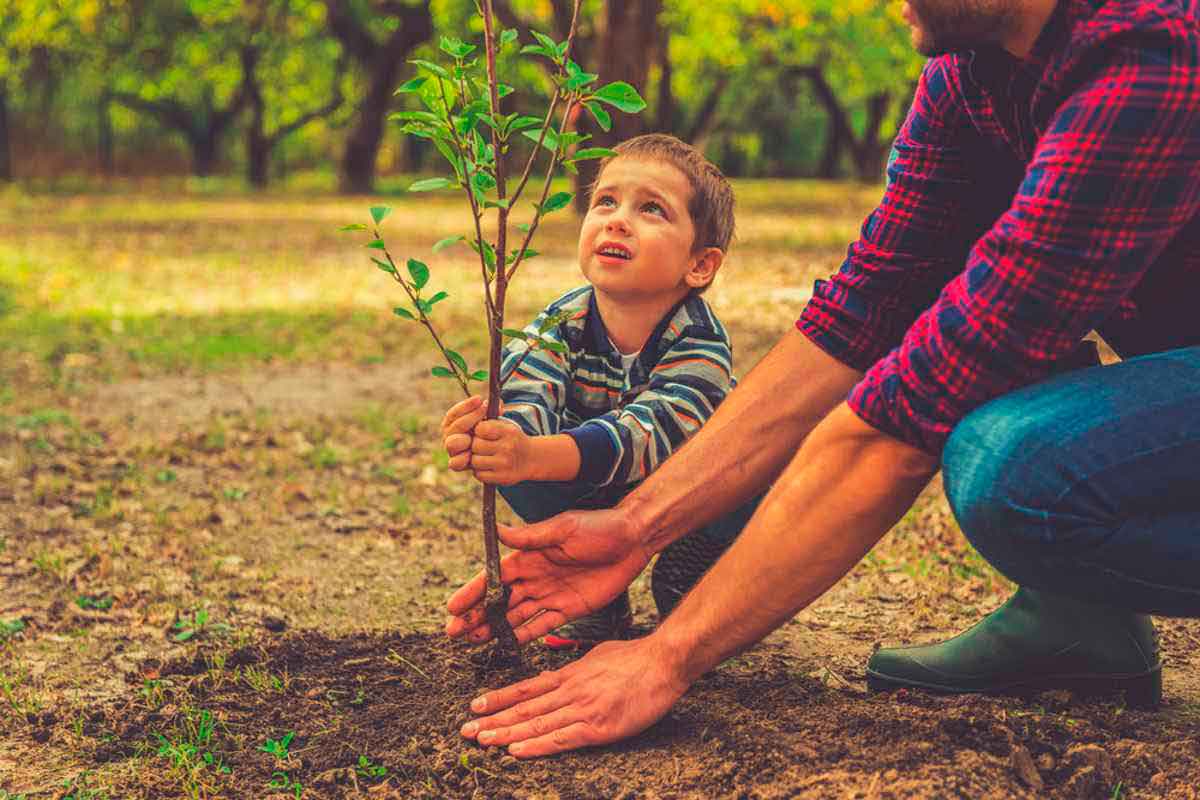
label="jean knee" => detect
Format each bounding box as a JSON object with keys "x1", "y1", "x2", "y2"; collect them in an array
[{"x1": 943, "y1": 401, "x2": 1055, "y2": 565}]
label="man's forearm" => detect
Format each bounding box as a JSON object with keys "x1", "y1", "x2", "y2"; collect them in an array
[
  {"x1": 653, "y1": 404, "x2": 940, "y2": 683},
  {"x1": 623, "y1": 329, "x2": 863, "y2": 555}
]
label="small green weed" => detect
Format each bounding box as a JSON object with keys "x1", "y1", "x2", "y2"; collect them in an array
[
  {"x1": 221, "y1": 487, "x2": 247, "y2": 501},
  {"x1": 269, "y1": 771, "x2": 304, "y2": 799},
  {"x1": 259, "y1": 730, "x2": 295, "y2": 760},
  {"x1": 153, "y1": 708, "x2": 231, "y2": 795},
  {"x1": 73, "y1": 484, "x2": 115, "y2": 518},
  {"x1": 172, "y1": 609, "x2": 232, "y2": 643},
  {"x1": 155, "y1": 469, "x2": 177, "y2": 483},
  {"x1": 308, "y1": 444, "x2": 340, "y2": 470},
  {"x1": 75, "y1": 595, "x2": 115, "y2": 611},
  {"x1": 141, "y1": 679, "x2": 167, "y2": 708},
  {"x1": 0, "y1": 618, "x2": 25, "y2": 641},
  {"x1": 32, "y1": 550, "x2": 67, "y2": 582},
  {"x1": 60, "y1": 771, "x2": 109, "y2": 800},
  {"x1": 8, "y1": 408, "x2": 73, "y2": 430},
  {"x1": 0, "y1": 790, "x2": 29, "y2": 800},
  {"x1": 356, "y1": 755, "x2": 388, "y2": 779},
  {"x1": 243, "y1": 665, "x2": 289, "y2": 694}
]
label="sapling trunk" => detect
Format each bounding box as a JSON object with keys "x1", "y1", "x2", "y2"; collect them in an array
[{"x1": 346, "y1": 0, "x2": 644, "y2": 666}]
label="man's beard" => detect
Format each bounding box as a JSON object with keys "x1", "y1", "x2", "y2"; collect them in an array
[{"x1": 906, "y1": 0, "x2": 1022, "y2": 56}]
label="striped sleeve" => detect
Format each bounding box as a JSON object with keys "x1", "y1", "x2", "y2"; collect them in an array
[
  {"x1": 497, "y1": 307, "x2": 570, "y2": 436},
  {"x1": 565, "y1": 329, "x2": 734, "y2": 488}
]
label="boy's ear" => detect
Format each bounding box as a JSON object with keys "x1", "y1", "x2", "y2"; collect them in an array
[{"x1": 684, "y1": 247, "x2": 725, "y2": 289}]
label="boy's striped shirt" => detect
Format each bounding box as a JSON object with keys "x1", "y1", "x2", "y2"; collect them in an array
[{"x1": 501, "y1": 286, "x2": 734, "y2": 488}]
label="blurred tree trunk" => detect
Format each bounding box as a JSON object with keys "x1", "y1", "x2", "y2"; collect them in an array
[
  {"x1": 0, "y1": 82, "x2": 11, "y2": 182},
  {"x1": 241, "y1": 44, "x2": 345, "y2": 189},
  {"x1": 326, "y1": 0, "x2": 432, "y2": 195},
  {"x1": 653, "y1": 20, "x2": 673, "y2": 132},
  {"x1": 97, "y1": 91, "x2": 115, "y2": 176},
  {"x1": 683, "y1": 74, "x2": 728, "y2": 151},
  {"x1": 573, "y1": 0, "x2": 661, "y2": 211},
  {"x1": 795, "y1": 64, "x2": 892, "y2": 181},
  {"x1": 110, "y1": 88, "x2": 246, "y2": 177}
]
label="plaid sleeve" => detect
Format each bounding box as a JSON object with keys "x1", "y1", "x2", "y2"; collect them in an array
[
  {"x1": 850, "y1": 40, "x2": 1200, "y2": 454},
  {"x1": 796, "y1": 58, "x2": 977, "y2": 371},
  {"x1": 565, "y1": 330, "x2": 734, "y2": 488},
  {"x1": 498, "y1": 308, "x2": 569, "y2": 437}
]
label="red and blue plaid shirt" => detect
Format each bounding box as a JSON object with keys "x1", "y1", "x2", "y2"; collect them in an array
[{"x1": 797, "y1": 0, "x2": 1200, "y2": 454}]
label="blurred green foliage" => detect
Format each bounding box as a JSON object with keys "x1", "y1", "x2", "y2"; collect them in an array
[{"x1": 1, "y1": 0, "x2": 923, "y2": 185}]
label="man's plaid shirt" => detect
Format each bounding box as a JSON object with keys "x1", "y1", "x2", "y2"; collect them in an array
[
  {"x1": 797, "y1": 0, "x2": 1200, "y2": 454},
  {"x1": 500, "y1": 286, "x2": 735, "y2": 488}
]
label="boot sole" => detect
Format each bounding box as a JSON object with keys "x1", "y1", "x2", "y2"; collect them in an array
[{"x1": 865, "y1": 663, "x2": 1162, "y2": 709}]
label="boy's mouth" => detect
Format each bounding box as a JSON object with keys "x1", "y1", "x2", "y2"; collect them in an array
[{"x1": 596, "y1": 242, "x2": 633, "y2": 262}]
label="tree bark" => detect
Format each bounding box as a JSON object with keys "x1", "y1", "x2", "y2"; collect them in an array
[
  {"x1": 851, "y1": 91, "x2": 891, "y2": 181},
  {"x1": 573, "y1": 0, "x2": 661, "y2": 211},
  {"x1": 683, "y1": 74, "x2": 728, "y2": 149},
  {"x1": 326, "y1": 0, "x2": 433, "y2": 194},
  {"x1": 794, "y1": 64, "x2": 891, "y2": 181},
  {"x1": 0, "y1": 82, "x2": 11, "y2": 182},
  {"x1": 653, "y1": 19, "x2": 673, "y2": 132},
  {"x1": 110, "y1": 88, "x2": 246, "y2": 177},
  {"x1": 98, "y1": 91, "x2": 115, "y2": 176}
]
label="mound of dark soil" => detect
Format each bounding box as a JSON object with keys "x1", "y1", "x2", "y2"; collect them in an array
[{"x1": 59, "y1": 632, "x2": 1200, "y2": 798}]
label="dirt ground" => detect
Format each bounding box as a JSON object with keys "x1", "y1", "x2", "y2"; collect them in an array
[{"x1": 1, "y1": 189, "x2": 1198, "y2": 798}]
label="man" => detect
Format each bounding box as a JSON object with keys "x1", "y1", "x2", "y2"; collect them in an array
[{"x1": 444, "y1": 0, "x2": 1200, "y2": 758}]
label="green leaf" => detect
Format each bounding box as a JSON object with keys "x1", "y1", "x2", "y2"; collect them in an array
[
  {"x1": 517, "y1": 223, "x2": 532, "y2": 233},
  {"x1": 531, "y1": 30, "x2": 559, "y2": 56},
  {"x1": 389, "y1": 110, "x2": 443, "y2": 125},
  {"x1": 431, "y1": 366, "x2": 455, "y2": 378},
  {"x1": 506, "y1": 115, "x2": 542, "y2": 136},
  {"x1": 507, "y1": 248, "x2": 539, "y2": 265},
  {"x1": 410, "y1": 59, "x2": 450, "y2": 79},
  {"x1": 407, "y1": 258, "x2": 430, "y2": 290},
  {"x1": 520, "y1": 44, "x2": 555, "y2": 58},
  {"x1": 500, "y1": 328, "x2": 528, "y2": 339},
  {"x1": 483, "y1": 198, "x2": 511, "y2": 210},
  {"x1": 370, "y1": 206, "x2": 391, "y2": 225},
  {"x1": 394, "y1": 76, "x2": 427, "y2": 95},
  {"x1": 521, "y1": 127, "x2": 559, "y2": 153},
  {"x1": 372, "y1": 257, "x2": 395, "y2": 274},
  {"x1": 591, "y1": 81, "x2": 647, "y2": 114},
  {"x1": 439, "y1": 36, "x2": 476, "y2": 59},
  {"x1": 425, "y1": 291, "x2": 449, "y2": 308},
  {"x1": 393, "y1": 306, "x2": 416, "y2": 320},
  {"x1": 432, "y1": 235, "x2": 464, "y2": 253},
  {"x1": 537, "y1": 310, "x2": 570, "y2": 334},
  {"x1": 366, "y1": 240, "x2": 387, "y2": 250},
  {"x1": 499, "y1": 29, "x2": 518, "y2": 47},
  {"x1": 540, "y1": 339, "x2": 568, "y2": 354},
  {"x1": 585, "y1": 101, "x2": 612, "y2": 132},
  {"x1": 339, "y1": 223, "x2": 367, "y2": 232},
  {"x1": 433, "y1": 138, "x2": 463, "y2": 182},
  {"x1": 446, "y1": 350, "x2": 468, "y2": 373},
  {"x1": 472, "y1": 171, "x2": 497, "y2": 197},
  {"x1": 539, "y1": 192, "x2": 573, "y2": 213},
  {"x1": 408, "y1": 177, "x2": 453, "y2": 192},
  {"x1": 469, "y1": 370, "x2": 488, "y2": 381},
  {"x1": 567, "y1": 147, "x2": 618, "y2": 163},
  {"x1": 173, "y1": 629, "x2": 195, "y2": 642},
  {"x1": 498, "y1": 83, "x2": 515, "y2": 99}
]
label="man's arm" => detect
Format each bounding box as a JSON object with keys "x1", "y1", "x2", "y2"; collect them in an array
[
  {"x1": 459, "y1": 404, "x2": 939, "y2": 756},
  {"x1": 445, "y1": 328, "x2": 862, "y2": 643}
]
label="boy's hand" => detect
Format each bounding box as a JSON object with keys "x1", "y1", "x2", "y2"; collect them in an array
[
  {"x1": 440, "y1": 395, "x2": 488, "y2": 472},
  {"x1": 469, "y1": 419, "x2": 531, "y2": 486}
]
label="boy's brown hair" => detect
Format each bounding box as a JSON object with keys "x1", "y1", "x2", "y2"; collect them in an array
[{"x1": 596, "y1": 133, "x2": 736, "y2": 254}]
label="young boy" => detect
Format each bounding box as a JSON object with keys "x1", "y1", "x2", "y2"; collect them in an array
[{"x1": 440, "y1": 133, "x2": 758, "y2": 648}]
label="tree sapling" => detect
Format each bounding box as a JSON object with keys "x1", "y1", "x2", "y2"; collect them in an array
[{"x1": 344, "y1": 0, "x2": 645, "y2": 658}]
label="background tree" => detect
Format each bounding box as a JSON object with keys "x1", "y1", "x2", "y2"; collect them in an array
[{"x1": 325, "y1": 0, "x2": 434, "y2": 194}]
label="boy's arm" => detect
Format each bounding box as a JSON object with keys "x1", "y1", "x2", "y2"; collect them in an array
[{"x1": 562, "y1": 329, "x2": 733, "y2": 488}]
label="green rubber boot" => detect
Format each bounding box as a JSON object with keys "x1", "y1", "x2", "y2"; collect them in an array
[{"x1": 866, "y1": 588, "x2": 1162, "y2": 708}]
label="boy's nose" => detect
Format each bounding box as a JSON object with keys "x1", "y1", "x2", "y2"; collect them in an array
[{"x1": 605, "y1": 213, "x2": 631, "y2": 235}]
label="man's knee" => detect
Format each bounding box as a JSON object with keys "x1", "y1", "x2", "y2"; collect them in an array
[{"x1": 942, "y1": 397, "x2": 1060, "y2": 561}]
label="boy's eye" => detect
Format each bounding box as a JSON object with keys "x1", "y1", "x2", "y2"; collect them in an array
[
  {"x1": 595, "y1": 195, "x2": 617, "y2": 207},
  {"x1": 642, "y1": 201, "x2": 666, "y2": 217}
]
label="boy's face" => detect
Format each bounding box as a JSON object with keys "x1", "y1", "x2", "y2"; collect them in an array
[{"x1": 578, "y1": 157, "x2": 719, "y2": 303}]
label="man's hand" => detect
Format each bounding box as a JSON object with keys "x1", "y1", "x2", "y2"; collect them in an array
[
  {"x1": 446, "y1": 507, "x2": 650, "y2": 644},
  {"x1": 441, "y1": 395, "x2": 488, "y2": 473},
  {"x1": 460, "y1": 635, "x2": 689, "y2": 757}
]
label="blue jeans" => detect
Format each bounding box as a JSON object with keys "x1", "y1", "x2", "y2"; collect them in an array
[{"x1": 942, "y1": 346, "x2": 1200, "y2": 617}]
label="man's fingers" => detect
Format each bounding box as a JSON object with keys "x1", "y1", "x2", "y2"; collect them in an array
[
  {"x1": 515, "y1": 609, "x2": 567, "y2": 644},
  {"x1": 469, "y1": 669, "x2": 563, "y2": 716},
  {"x1": 507, "y1": 722, "x2": 598, "y2": 758},
  {"x1": 461, "y1": 688, "x2": 571, "y2": 741},
  {"x1": 497, "y1": 518, "x2": 569, "y2": 551},
  {"x1": 473, "y1": 703, "x2": 587, "y2": 749},
  {"x1": 447, "y1": 571, "x2": 487, "y2": 616}
]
